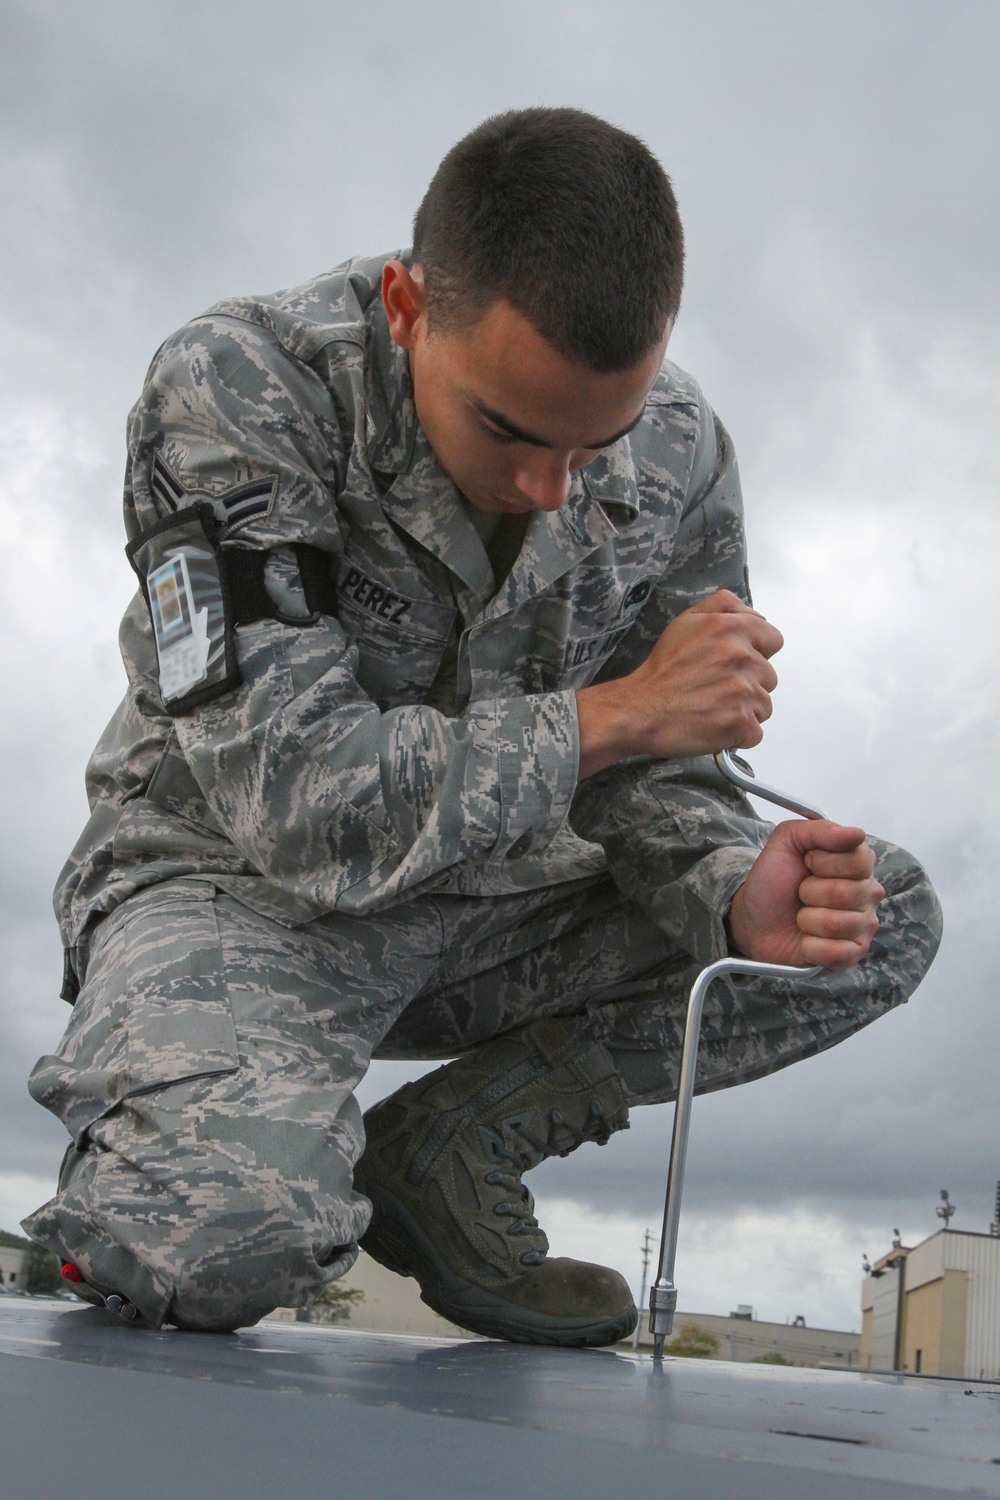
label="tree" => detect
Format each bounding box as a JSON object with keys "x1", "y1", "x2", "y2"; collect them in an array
[
  {"x1": 753, "y1": 1350, "x2": 792, "y2": 1365},
  {"x1": 306, "y1": 1282, "x2": 365, "y2": 1325},
  {"x1": 663, "y1": 1321, "x2": 720, "y2": 1359},
  {"x1": 21, "y1": 1243, "x2": 64, "y2": 1296}
]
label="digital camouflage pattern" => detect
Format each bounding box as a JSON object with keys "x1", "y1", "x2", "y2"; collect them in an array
[
  {"x1": 24, "y1": 253, "x2": 942, "y2": 1328},
  {"x1": 54, "y1": 252, "x2": 751, "y2": 953},
  {"x1": 26, "y1": 835, "x2": 939, "y2": 1329}
]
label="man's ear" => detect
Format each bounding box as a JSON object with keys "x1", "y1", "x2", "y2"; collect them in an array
[{"x1": 382, "y1": 260, "x2": 427, "y2": 350}]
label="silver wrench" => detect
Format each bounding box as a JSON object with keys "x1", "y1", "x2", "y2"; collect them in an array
[{"x1": 648, "y1": 749, "x2": 827, "y2": 1359}]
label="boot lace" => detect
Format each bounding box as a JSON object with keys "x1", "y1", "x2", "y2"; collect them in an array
[
  {"x1": 512, "y1": 1098, "x2": 615, "y2": 1162},
  {"x1": 483, "y1": 1098, "x2": 613, "y2": 1268}
]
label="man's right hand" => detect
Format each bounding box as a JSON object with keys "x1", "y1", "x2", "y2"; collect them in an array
[{"x1": 575, "y1": 590, "x2": 784, "y2": 779}]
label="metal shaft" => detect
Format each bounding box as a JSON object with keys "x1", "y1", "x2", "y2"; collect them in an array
[
  {"x1": 649, "y1": 750, "x2": 827, "y2": 1359},
  {"x1": 713, "y1": 747, "x2": 828, "y2": 822}
]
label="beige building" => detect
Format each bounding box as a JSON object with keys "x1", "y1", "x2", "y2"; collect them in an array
[
  {"x1": 269, "y1": 1255, "x2": 859, "y2": 1365},
  {"x1": 265, "y1": 1250, "x2": 468, "y2": 1337},
  {"x1": 0, "y1": 1232, "x2": 29, "y2": 1289},
  {"x1": 629, "y1": 1307, "x2": 860, "y2": 1367},
  {"x1": 860, "y1": 1229, "x2": 1000, "y2": 1380}
]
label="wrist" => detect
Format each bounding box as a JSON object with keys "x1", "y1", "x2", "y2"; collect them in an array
[
  {"x1": 575, "y1": 677, "x2": 649, "y2": 779},
  {"x1": 725, "y1": 884, "x2": 752, "y2": 957}
]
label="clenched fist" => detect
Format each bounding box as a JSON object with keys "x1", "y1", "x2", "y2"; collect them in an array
[
  {"x1": 727, "y1": 820, "x2": 885, "y2": 969},
  {"x1": 577, "y1": 590, "x2": 784, "y2": 779}
]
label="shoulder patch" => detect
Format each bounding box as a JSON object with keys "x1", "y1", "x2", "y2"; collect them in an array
[
  {"x1": 148, "y1": 454, "x2": 277, "y2": 532},
  {"x1": 150, "y1": 454, "x2": 185, "y2": 511},
  {"x1": 217, "y1": 477, "x2": 277, "y2": 531}
]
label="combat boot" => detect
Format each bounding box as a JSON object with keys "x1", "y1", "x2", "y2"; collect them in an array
[{"x1": 354, "y1": 1018, "x2": 636, "y2": 1346}]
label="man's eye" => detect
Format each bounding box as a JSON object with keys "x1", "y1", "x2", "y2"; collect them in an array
[{"x1": 483, "y1": 424, "x2": 517, "y2": 446}]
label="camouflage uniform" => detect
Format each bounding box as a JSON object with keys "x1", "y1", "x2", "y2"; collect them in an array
[{"x1": 24, "y1": 254, "x2": 942, "y2": 1329}]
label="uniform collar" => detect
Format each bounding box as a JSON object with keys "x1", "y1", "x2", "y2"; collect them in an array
[
  {"x1": 580, "y1": 438, "x2": 640, "y2": 524},
  {"x1": 363, "y1": 296, "x2": 419, "y2": 477}
]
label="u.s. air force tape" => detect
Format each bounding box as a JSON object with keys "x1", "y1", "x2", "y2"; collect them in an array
[{"x1": 126, "y1": 503, "x2": 241, "y2": 714}]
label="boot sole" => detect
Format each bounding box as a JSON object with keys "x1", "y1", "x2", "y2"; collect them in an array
[{"x1": 357, "y1": 1175, "x2": 638, "y2": 1348}]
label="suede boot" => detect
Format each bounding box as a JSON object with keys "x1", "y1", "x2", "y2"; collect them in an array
[{"x1": 354, "y1": 1018, "x2": 636, "y2": 1346}]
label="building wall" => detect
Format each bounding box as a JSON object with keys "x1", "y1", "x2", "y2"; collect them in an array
[
  {"x1": 861, "y1": 1231, "x2": 1000, "y2": 1380},
  {"x1": 902, "y1": 1276, "x2": 942, "y2": 1375},
  {"x1": 632, "y1": 1311, "x2": 860, "y2": 1367},
  {"x1": 265, "y1": 1251, "x2": 468, "y2": 1339},
  {"x1": 901, "y1": 1273, "x2": 968, "y2": 1376},
  {"x1": 865, "y1": 1263, "x2": 903, "y2": 1370},
  {"x1": 0, "y1": 1247, "x2": 27, "y2": 1287},
  {"x1": 940, "y1": 1271, "x2": 970, "y2": 1377},
  {"x1": 902, "y1": 1235, "x2": 944, "y2": 1294}
]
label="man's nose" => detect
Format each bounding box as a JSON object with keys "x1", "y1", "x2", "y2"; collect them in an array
[{"x1": 512, "y1": 457, "x2": 573, "y2": 511}]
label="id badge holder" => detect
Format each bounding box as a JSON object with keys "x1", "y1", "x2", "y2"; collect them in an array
[{"x1": 127, "y1": 502, "x2": 242, "y2": 713}]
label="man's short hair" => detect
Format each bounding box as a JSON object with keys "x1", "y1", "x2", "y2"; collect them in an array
[{"x1": 412, "y1": 108, "x2": 684, "y2": 373}]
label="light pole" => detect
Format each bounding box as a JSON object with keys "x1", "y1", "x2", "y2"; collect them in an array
[
  {"x1": 632, "y1": 1228, "x2": 653, "y2": 1351},
  {"x1": 936, "y1": 1189, "x2": 956, "y2": 1227}
]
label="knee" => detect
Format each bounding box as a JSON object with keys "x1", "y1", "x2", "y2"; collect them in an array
[
  {"x1": 166, "y1": 1230, "x2": 360, "y2": 1332},
  {"x1": 25, "y1": 1141, "x2": 363, "y2": 1332},
  {"x1": 869, "y1": 838, "x2": 943, "y2": 996}
]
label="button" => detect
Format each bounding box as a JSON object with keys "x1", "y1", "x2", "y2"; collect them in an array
[{"x1": 506, "y1": 834, "x2": 533, "y2": 860}]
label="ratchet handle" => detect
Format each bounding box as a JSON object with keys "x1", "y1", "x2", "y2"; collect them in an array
[
  {"x1": 715, "y1": 749, "x2": 827, "y2": 822},
  {"x1": 649, "y1": 750, "x2": 828, "y2": 1358}
]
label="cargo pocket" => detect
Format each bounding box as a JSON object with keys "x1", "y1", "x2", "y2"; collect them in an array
[
  {"x1": 28, "y1": 884, "x2": 240, "y2": 1145},
  {"x1": 123, "y1": 887, "x2": 239, "y2": 1095}
]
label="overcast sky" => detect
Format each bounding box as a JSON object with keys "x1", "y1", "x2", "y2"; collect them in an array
[{"x1": 1, "y1": 0, "x2": 997, "y2": 1333}]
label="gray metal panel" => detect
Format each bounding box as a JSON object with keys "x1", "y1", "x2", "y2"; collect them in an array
[{"x1": 2, "y1": 1299, "x2": 999, "y2": 1499}]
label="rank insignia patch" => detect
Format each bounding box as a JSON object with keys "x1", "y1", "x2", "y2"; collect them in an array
[{"x1": 149, "y1": 454, "x2": 276, "y2": 531}]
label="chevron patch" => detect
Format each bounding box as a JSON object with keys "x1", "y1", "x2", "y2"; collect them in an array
[
  {"x1": 150, "y1": 455, "x2": 185, "y2": 511},
  {"x1": 217, "y1": 477, "x2": 276, "y2": 529},
  {"x1": 149, "y1": 455, "x2": 276, "y2": 529}
]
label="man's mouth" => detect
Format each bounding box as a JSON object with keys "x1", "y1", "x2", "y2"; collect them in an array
[{"x1": 493, "y1": 497, "x2": 534, "y2": 514}]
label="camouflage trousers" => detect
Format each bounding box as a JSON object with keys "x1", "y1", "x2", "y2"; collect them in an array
[{"x1": 24, "y1": 838, "x2": 940, "y2": 1330}]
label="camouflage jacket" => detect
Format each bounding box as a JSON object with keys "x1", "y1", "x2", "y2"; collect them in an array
[{"x1": 56, "y1": 253, "x2": 771, "y2": 971}]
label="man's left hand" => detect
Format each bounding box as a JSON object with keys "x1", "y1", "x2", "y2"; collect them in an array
[{"x1": 727, "y1": 821, "x2": 884, "y2": 970}]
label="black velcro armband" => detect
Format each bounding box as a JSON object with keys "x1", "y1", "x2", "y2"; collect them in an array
[
  {"x1": 128, "y1": 505, "x2": 338, "y2": 714},
  {"x1": 224, "y1": 544, "x2": 338, "y2": 625},
  {"x1": 127, "y1": 503, "x2": 242, "y2": 714},
  {"x1": 61, "y1": 947, "x2": 81, "y2": 1005}
]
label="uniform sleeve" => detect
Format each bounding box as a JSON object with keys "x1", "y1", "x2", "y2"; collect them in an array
[
  {"x1": 569, "y1": 394, "x2": 772, "y2": 963},
  {"x1": 125, "y1": 319, "x2": 579, "y2": 917}
]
